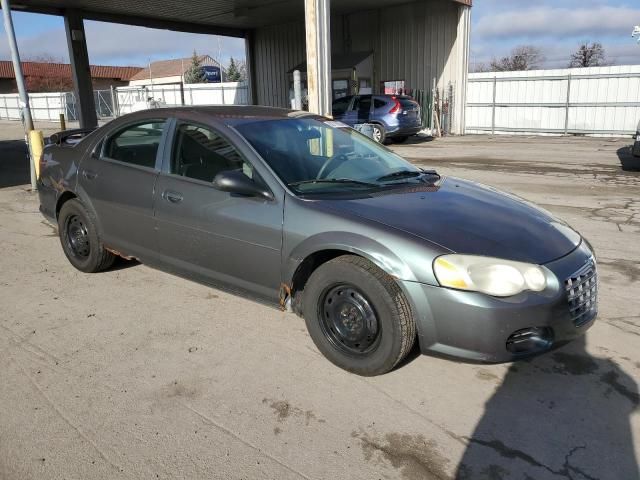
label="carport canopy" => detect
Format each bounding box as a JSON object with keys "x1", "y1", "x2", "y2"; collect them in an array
[{"x1": 3, "y1": 0, "x2": 472, "y2": 127}]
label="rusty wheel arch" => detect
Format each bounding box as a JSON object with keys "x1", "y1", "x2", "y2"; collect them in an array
[
  {"x1": 55, "y1": 191, "x2": 78, "y2": 220},
  {"x1": 283, "y1": 249, "x2": 367, "y2": 315}
]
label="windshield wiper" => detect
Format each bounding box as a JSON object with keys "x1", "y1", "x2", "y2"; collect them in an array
[
  {"x1": 376, "y1": 170, "x2": 424, "y2": 182},
  {"x1": 288, "y1": 178, "x2": 379, "y2": 188}
]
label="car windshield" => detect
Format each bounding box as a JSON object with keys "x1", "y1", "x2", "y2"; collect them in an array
[{"x1": 234, "y1": 118, "x2": 428, "y2": 194}]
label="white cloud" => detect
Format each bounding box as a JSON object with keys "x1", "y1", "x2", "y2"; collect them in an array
[
  {"x1": 0, "y1": 21, "x2": 245, "y2": 67},
  {"x1": 475, "y1": 6, "x2": 640, "y2": 40}
]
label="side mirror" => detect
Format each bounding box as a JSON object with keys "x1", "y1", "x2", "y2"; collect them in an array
[{"x1": 213, "y1": 170, "x2": 273, "y2": 200}]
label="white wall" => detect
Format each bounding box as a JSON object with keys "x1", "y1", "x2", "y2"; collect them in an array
[{"x1": 466, "y1": 65, "x2": 640, "y2": 137}]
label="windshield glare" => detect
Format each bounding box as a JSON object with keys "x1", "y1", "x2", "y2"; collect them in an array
[{"x1": 234, "y1": 118, "x2": 424, "y2": 194}]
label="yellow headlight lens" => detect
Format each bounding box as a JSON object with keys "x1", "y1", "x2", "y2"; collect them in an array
[{"x1": 433, "y1": 257, "x2": 471, "y2": 290}]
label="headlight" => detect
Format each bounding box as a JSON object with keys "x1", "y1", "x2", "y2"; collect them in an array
[{"x1": 433, "y1": 255, "x2": 548, "y2": 297}]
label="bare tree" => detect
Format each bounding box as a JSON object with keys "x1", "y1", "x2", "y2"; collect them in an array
[
  {"x1": 470, "y1": 62, "x2": 490, "y2": 73},
  {"x1": 25, "y1": 53, "x2": 66, "y2": 64},
  {"x1": 569, "y1": 42, "x2": 607, "y2": 68},
  {"x1": 23, "y1": 53, "x2": 74, "y2": 92},
  {"x1": 489, "y1": 45, "x2": 544, "y2": 72}
]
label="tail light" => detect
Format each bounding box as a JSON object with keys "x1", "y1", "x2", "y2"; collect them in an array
[{"x1": 389, "y1": 96, "x2": 401, "y2": 114}]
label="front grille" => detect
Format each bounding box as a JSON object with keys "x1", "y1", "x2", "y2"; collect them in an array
[{"x1": 565, "y1": 259, "x2": 598, "y2": 327}]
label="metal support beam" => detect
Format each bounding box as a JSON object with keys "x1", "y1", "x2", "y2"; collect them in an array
[
  {"x1": 64, "y1": 11, "x2": 97, "y2": 128},
  {"x1": 304, "y1": 0, "x2": 331, "y2": 116},
  {"x1": 244, "y1": 30, "x2": 257, "y2": 105},
  {"x1": 1, "y1": 0, "x2": 37, "y2": 190}
]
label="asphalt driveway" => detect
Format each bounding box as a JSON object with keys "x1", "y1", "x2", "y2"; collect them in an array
[{"x1": 1, "y1": 123, "x2": 638, "y2": 480}]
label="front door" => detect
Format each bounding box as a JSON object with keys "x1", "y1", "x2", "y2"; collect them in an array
[
  {"x1": 332, "y1": 95, "x2": 353, "y2": 123},
  {"x1": 355, "y1": 95, "x2": 373, "y2": 124},
  {"x1": 153, "y1": 121, "x2": 283, "y2": 301},
  {"x1": 78, "y1": 119, "x2": 168, "y2": 259}
]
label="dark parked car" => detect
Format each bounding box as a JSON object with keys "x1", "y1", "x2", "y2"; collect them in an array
[
  {"x1": 38, "y1": 106, "x2": 597, "y2": 376},
  {"x1": 633, "y1": 119, "x2": 640, "y2": 157},
  {"x1": 332, "y1": 94, "x2": 422, "y2": 143}
]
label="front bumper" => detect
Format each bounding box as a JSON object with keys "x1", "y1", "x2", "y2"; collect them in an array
[{"x1": 402, "y1": 242, "x2": 597, "y2": 362}]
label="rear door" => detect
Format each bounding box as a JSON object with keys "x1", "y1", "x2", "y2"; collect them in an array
[
  {"x1": 153, "y1": 119, "x2": 284, "y2": 302},
  {"x1": 78, "y1": 119, "x2": 169, "y2": 259}
]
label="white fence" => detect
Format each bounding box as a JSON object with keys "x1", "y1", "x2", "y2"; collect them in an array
[
  {"x1": 0, "y1": 82, "x2": 250, "y2": 122},
  {"x1": 465, "y1": 65, "x2": 640, "y2": 137},
  {"x1": 115, "y1": 82, "x2": 249, "y2": 115},
  {"x1": 0, "y1": 92, "x2": 75, "y2": 121}
]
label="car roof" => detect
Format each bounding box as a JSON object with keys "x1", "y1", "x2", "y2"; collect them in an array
[{"x1": 113, "y1": 105, "x2": 323, "y2": 125}]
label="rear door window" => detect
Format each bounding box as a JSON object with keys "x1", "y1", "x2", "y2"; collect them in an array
[{"x1": 103, "y1": 120, "x2": 166, "y2": 169}]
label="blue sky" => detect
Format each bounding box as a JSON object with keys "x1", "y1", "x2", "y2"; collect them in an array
[
  {"x1": 1, "y1": 1, "x2": 639, "y2": 69},
  {"x1": 0, "y1": 12, "x2": 246, "y2": 67}
]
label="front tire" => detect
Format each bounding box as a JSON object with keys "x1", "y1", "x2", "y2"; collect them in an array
[
  {"x1": 58, "y1": 199, "x2": 115, "y2": 273},
  {"x1": 302, "y1": 255, "x2": 416, "y2": 376}
]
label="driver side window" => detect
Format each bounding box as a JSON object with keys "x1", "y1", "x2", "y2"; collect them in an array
[{"x1": 171, "y1": 123, "x2": 254, "y2": 183}]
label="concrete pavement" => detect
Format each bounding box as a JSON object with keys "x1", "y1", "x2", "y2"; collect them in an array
[{"x1": 0, "y1": 124, "x2": 639, "y2": 479}]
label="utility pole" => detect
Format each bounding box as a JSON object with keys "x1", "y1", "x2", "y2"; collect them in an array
[{"x1": 1, "y1": 0, "x2": 37, "y2": 190}]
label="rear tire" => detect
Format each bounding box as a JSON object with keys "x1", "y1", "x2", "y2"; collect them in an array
[
  {"x1": 58, "y1": 199, "x2": 115, "y2": 273},
  {"x1": 371, "y1": 124, "x2": 386, "y2": 144},
  {"x1": 302, "y1": 255, "x2": 416, "y2": 376}
]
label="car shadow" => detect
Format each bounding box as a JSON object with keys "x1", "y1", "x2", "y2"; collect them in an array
[
  {"x1": 455, "y1": 336, "x2": 639, "y2": 479},
  {"x1": 616, "y1": 146, "x2": 640, "y2": 172},
  {"x1": 108, "y1": 257, "x2": 141, "y2": 272},
  {"x1": 0, "y1": 140, "x2": 31, "y2": 188},
  {"x1": 394, "y1": 134, "x2": 435, "y2": 146}
]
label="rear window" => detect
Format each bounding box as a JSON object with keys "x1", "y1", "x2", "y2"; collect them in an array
[{"x1": 399, "y1": 98, "x2": 418, "y2": 108}]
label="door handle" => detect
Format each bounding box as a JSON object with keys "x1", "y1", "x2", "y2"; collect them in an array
[
  {"x1": 82, "y1": 169, "x2": 98, "y2": 180},
  {"x1": 163, "y1": 190, "x2": 183, "y2": 204}
]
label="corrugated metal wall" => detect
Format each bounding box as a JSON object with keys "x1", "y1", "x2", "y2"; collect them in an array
[
  {"x1": 466, "y1": 65, "x2": 640, "y2": 136},
  {"x1": 251, "y1": 0, "x2": 468, "y2": 132},
  {"x1": 252, "y1": 22, "x2": 306, "y2": 109}
]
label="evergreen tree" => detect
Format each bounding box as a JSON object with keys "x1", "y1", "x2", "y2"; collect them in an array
[
  {"x1": 226, "y1": 57, "x2": 244, "y2": 82},
  {"x1": 183, "y1": 51, "x2": 207, "y2": 84}
]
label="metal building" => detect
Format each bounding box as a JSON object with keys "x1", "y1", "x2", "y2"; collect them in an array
[
  {"x1": 2, "y1": 0, "x2": 471, "y2": 134},
  {"x1": 252, "y1": 0, "x2": 471, "y2": 133}
]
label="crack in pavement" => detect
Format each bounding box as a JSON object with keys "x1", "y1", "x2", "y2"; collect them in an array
[{"x1": 464, "y1": 438, "x2": 599, "y2": 480}]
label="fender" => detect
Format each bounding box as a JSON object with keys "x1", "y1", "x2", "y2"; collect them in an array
[{"x1": 285, "y1": 231, "x2": 420, "y2": 286}]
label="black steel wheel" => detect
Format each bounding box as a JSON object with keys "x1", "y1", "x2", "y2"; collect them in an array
[
  {"x1": 64, "y1": 214, "x2": 91, "y2": 259},
  {"x1": 319, "y1": 284, "x2": 381, "y2": 356},
  {"x1": 302, "y1": 255, "x2": 416, "y2": 376},
  {"x1": 58, "y1": 198, "x2": 115, "y2": 273}
]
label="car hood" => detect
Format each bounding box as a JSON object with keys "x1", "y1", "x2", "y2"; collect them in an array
[{"x1": 316, "y1": 177, "x2": 581, "y2": 265}]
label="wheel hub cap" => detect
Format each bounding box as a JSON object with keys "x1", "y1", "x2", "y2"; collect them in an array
[
  {"x1": 66, "y1": 215, "x2": 90, "y2": 258},
  {"x1": 320, "y1": 285, "x2": 380, "y2": 355}
]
